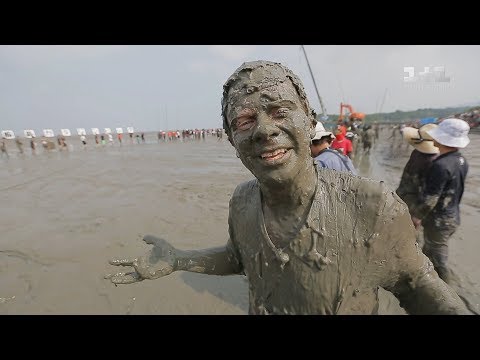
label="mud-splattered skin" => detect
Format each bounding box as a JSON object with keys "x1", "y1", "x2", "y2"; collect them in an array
[
  {"x1": 224, "y1": 62, "x2": 315, "y2": 190},
  {"x1": 106, "y1": 61, "x2": 469, "y2": 314},
  {"x1": 224, "y1": 62, "x2": 318, "y2": 255}
]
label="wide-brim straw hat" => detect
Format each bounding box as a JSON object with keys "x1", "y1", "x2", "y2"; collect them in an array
[{"x1": 402, "y1": 124, "x2": 439, "y2": 154}]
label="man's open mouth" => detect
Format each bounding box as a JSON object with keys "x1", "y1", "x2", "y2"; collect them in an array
[{"x1": 259, "y1": 148, "x2": 291, "y2": 164}]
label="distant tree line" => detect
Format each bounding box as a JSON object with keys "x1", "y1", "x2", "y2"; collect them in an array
[{"x1": 316, "y1": 105, "x2": 477, "y2": 125}]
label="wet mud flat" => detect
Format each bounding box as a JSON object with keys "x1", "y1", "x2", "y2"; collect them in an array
[{"x1": 1, "y1": 131, "x2": 479, "y2": 314}]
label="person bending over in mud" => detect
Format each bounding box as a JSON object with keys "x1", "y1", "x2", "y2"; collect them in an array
[{"x1": 106, "y1": 60, "x2": 469, "y2": 315}]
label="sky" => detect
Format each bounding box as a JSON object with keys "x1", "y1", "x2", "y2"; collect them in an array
[{"x1": 1, "y1": 45, "x2": 479, "y2": 135}]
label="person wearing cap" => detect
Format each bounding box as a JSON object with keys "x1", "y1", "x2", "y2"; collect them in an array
[
  {"x1": 396, "y1": 123, "x2": 440, "y2": 215},
  {"x1": 411, "y1": 119, "x2": 470, "y2": 284},
  {"x1": 106, "y1": 61, "x2": 469, "y2": 315},
  {"x1": 310, "y1": 122, "x2": 357, "y2": 174}
]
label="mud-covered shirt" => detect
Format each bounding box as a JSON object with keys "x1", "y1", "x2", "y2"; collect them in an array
[
  {"x1": 226, "y1": 168, "x2": 468, "y2": 315},
  {"x1": 412, "y1": 151, "x2": 468, "y2": 228},
  {"x1": 396, "y1": 149, "x2": 438, "y2": 212}
]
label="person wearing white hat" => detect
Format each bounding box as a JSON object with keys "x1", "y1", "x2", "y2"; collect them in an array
[
  {"x1": 310, "y1": 122, "x2": 357, "y2": 174},
  {"x1": 396, "y1": 123, "x2": 439, "y2": 214},
  {"x1": 411, "y1": 118, "x2": 470, "y2": 284}
]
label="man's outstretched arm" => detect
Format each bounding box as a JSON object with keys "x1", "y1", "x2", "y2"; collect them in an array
[
  {"x1": 379, "y1": 195, "x2": 470, "y2": 314},
  {"x1": 105, "y1": 235, "x2": 243, "y2": 285}
]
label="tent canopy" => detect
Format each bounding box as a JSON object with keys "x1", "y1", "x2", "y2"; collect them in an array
[{"x1": 419, "y1": 117, "x2": 437, "y2": 125}]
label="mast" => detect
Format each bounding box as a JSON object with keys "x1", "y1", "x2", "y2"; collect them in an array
[
  {"x1": 301, "y1": 45, "x2": 328, "y2": 120},
  {"x1": 379, "y1": 88, "x2": 388, "y2": 113}
]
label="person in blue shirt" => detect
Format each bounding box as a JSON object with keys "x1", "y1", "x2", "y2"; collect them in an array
[{"x1": 310, "y1": 122, "x2": 357, "y2": 175}]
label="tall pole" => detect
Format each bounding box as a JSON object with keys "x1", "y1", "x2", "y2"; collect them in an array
[
  {"x1": 379, "y1": 88, "x2": 388, "y2": 113},
  {"x1": 165, "y1": 106, "x2": 168, "y2": 131},
  {"x1": 301, "y1": 45, "x2": 328, "y2": 119}
]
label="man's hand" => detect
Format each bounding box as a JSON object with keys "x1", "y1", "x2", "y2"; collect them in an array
[
  {"x1": 105, "y1": 235, "x2": 176, "y2": 285},
  {"x1": 411, "y1": 216, "x2": 422, "y2": 230}
]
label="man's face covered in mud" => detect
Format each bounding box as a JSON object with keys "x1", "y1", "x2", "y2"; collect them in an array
[{"x1": 222, "y1": 61, "x2": 315, "y2": 183}]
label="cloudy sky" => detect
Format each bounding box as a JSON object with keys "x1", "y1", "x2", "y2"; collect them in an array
[{"x1": 1, "y1": 45, "x2": 479, "y2": 134}]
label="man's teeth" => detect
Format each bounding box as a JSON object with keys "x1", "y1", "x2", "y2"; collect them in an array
[{"x1": 261, "y1": 149, "x2": 287, "y2": 158}]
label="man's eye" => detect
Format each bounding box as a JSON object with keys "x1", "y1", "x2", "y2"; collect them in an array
[
  {"x1": 272, "y1": 108, "x2": 289, "y2": 118},
  {"x1": 235, "y1": 117, "x2": 256, "y2": 131}
]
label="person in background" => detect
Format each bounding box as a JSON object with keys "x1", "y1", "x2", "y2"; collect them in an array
[
  {"x1": 361, "y1": 125, "x2": 375, "y2": 154},
  {"x1": 396, "y1": 124, "x2": 439, "y2": 215},
  {"x1": 311, "y1": 122, "x2": 357, "y2": 174},
  {"x1": 411, "y1": 119, "x2": 470, "y2": 284},
  {"x1": 15, "y1": 138, "x2": 24, "y2": 154},
  {"x1": 331, "y1": 124, "x2": 353, "y2": 158},
  {"x1": 1, "y1": 141, "x2": 8, "y2": 158}
]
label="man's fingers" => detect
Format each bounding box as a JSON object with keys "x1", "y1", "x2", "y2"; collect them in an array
[
  {"x1": 109, "y1": 258, "x2": 136, "y2": 267},
  {"x1": 104, "y1": 272, "x2": 142, "y2": 284}
]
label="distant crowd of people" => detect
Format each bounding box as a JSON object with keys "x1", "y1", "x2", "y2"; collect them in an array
[{"x1": 0, "y1": 128, "x2": 226, "y2": 157}]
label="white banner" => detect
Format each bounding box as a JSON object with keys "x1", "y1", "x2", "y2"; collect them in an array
[
  {"x1": 61, "y1": 129, "x2": 71, "y2": 137},
  {"x1": 127, "y1": 127, "x2": 134, "y2": 134},
  {"x1": 115, "y1": 127, "x2": 124, "y2": 134},
  {"x1": 1, "y1": 130, "x2": 15, "y2": 139},
  {"x1": 76, "y1": 128, "x2": 86, "y2": 136},
  {"x1": 43, "y1": 129, "x2": 55, "y2": 138},
  {"x1": 24, "y1": 129, "x2": 36, "y2": 138},
  {"x1": 91, "y1": 128, "x2": 100, "y2": 135}
]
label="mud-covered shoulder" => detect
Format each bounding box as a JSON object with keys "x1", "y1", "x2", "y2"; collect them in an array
[
  {"x1": 317, "y1": 167, "x2": 406, "y2": 216},
  {"x1": 229, "y1": 178, "x2": 259, "y2": 210},
  {"x1": 316, "y1": 168, "x2": 411, "y2": 247}
]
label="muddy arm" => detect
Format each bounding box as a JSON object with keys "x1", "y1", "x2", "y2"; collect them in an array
[
  {"x1": 386, "y1": 257, "x2": 470, "y2": 315},
  {"x1": 379, "y1": 198, "x2": 469, "y2": 314},
  {"x1": 105, "y1": 235, "x2": 243, "y2": 285},
  {"x1": 174, "y1": 244, "x2": 242, "y2": 275}
]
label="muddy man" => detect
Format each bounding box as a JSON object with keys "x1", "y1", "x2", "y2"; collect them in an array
[{"x1": 106, "y1": 61, "x2": 469, "y2": 315}]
